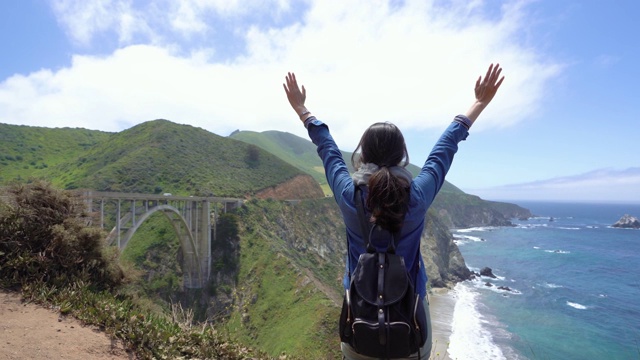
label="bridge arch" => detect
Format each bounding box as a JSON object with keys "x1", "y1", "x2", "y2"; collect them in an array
[
  {"x1": 108, "y1": 205, "x2": 202, "y2": 287},
  {"x1": 80, "y1": 191, "x2": 244, "y2": 288},
  {"x1": 109, "y1": 204, "x2": 196, "y2": 253}
]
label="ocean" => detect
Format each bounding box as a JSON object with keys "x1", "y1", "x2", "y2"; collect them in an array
[{"x1": 447, "y1": 202, "x2": 640, "y2": 360}]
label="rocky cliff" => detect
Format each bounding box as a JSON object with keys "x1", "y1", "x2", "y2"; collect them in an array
[
  {"x1": 432, "y1": 192, "x2": 532, "y2": 228},
  {"x1": 422, "y1": 207, "x2": 471, "y2": 287}
]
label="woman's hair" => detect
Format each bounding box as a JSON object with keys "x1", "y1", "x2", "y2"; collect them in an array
[{"x1": 351, "y1": 122, "x2": 410, "y2": 233}]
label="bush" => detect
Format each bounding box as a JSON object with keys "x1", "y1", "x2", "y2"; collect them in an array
[{"x1": 0, "y1": 181, "x2": 124, "y2": 289}]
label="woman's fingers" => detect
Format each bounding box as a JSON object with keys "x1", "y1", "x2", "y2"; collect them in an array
[
  {"x1": 484, "y1": 64, "x2": 493, "y2": 85},
  {"x1": 286, "y1": 72, "x2": 300, "y2": 91}
]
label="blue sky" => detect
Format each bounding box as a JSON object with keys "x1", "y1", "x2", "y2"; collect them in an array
[{"x1": 1, "y1": 0, "x2": 638, "y2": 204}]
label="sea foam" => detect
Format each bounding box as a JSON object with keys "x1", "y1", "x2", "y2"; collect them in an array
[
  {"x1": 567, "y1": 301, "x2": 588, "y2": 310},
  {"x1": 448, "y1": 283, "x2": 507, "y2": 360},
  {"x1": 453, "y1": 234, "x2": 484, "y2": 245},
  {"x1": 544, "y1": 249, "x2": 571, "y2": 254},
  {"x1": 544, "y1": 282, "x2": 563, "y2": 289},
  {"x1": 456, "y1": 226, "x2": 494, "y2": 233},
  {"x1": 517, "y1": 223, "x2": 548, "y2": 229}
]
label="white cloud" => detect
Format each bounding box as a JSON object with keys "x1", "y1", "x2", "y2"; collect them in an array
[
  {"x1": 467, "y1": 168, "x2": 640, "y2": 203},
  {"x1": 3, "y1": 0, "x2": 561, "y2": 150},
  {"x1": 49, "y1": 0, "x2": 151, "y2": 46},
  {"x1": 48, "y1": 0, "x2": 293, "y2": 44},
  {"x1": 169, "y1": 2, "x2": 209, "y2": 36}
]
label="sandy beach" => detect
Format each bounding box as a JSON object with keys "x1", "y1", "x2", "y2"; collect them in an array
[{"x1": 429, "y1": 288, "x2": 456, "y2": 360}]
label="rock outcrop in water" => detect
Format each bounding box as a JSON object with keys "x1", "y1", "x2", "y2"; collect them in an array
[
  {"x1": 612, "y1": 214, "x2": 640, "y2": 229},
  {"x1": 480, "y1": 267, "x2": 497, "y2": 278}
]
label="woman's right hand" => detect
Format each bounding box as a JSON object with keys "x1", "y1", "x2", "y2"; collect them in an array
[
  {"x1": 283, "y1": 72, "x2": 308, "y2": 117},
  {"x1": 474, "y1": 63, "x2": 504, "y2": 107},
  {"x1": 465, "y1": 63, "x2": 505, "y2": 124}
]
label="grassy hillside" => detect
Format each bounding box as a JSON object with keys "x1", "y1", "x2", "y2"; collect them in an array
[
  {"x1": 1, "y1": 120, "x2": 310, "y2": 197},
  {"x1": 0, "y1": 123, "x2": 110, "y2": 184},
  {"x1": 230, "y1": 130, "x2": 327, "y2": 183},
  {"x1": 224, "y1": 198, "x2": 344, "y2": 358}
]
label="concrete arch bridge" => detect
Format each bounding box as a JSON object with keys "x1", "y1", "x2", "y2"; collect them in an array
[{"x1": 80, "y1": 191, "x2": 243, "y2": 289}]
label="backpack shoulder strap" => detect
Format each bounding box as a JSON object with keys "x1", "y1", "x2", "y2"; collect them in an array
[{"x1": 354, "y1": 186, "x2": 376, "y2": 253}]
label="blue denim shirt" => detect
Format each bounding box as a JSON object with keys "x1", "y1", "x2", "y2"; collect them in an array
[{"x1": 306, "y1": 116, "x2": 469, "y2": 298}]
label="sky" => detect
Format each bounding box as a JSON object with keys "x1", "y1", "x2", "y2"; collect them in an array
[{"x1": 0, "y1": 0, "x2": 638, "y2": 204}]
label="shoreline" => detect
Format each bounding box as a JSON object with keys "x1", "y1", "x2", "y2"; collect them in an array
[{"x1": 429, "y1": 287, "x2": 456, "y2": 360}]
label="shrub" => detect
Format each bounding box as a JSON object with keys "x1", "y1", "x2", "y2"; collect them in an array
[{"x1": 0, "y1": 181, "x2": 124, "y2": 289}]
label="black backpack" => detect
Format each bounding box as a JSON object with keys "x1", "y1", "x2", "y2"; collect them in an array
[{"x1": 339, "y1": 187, "x2": 428, "y2": 358}]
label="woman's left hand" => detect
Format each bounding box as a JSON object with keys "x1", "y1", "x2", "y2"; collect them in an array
[{"x1": 283, "y1": 72, "x2": 308, "y2": 116}]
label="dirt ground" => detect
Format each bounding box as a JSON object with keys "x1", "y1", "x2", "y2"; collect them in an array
[{"x1": 0, "y1": 290, "x2": 133, "y2": 360}]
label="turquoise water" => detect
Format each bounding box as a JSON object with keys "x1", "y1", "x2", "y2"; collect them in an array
[{"x1": 450, "y1": 202, "x2": 640, "y2": 360}]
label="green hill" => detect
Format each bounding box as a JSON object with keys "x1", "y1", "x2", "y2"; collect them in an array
[
  {"x1": 230, "y1": 130, "x2": 327, "y2": 182},
  {"x1": 223, "y1": 198, "x2": 344, "y2": 358},
  {"x1": 1, "y1": 120, "x2": 308, "y2": 197},
  {"x1": 0, "y1": 123, "x2": 110, "y2": 184}
]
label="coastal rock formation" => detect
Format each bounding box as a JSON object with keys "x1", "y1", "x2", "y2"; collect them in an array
[
  {"x1": 421, "y1": 209, "x2": 472, "y2": 287},
  {"x1": 612, "y1": 214, "x2": 640, "y2": 229},
  {"x1": 482, "y1": 282, "x2": 514, "y2": 292},
  {"x1": 480, "y1": 267, "x2": 497, "y2": 278}
]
